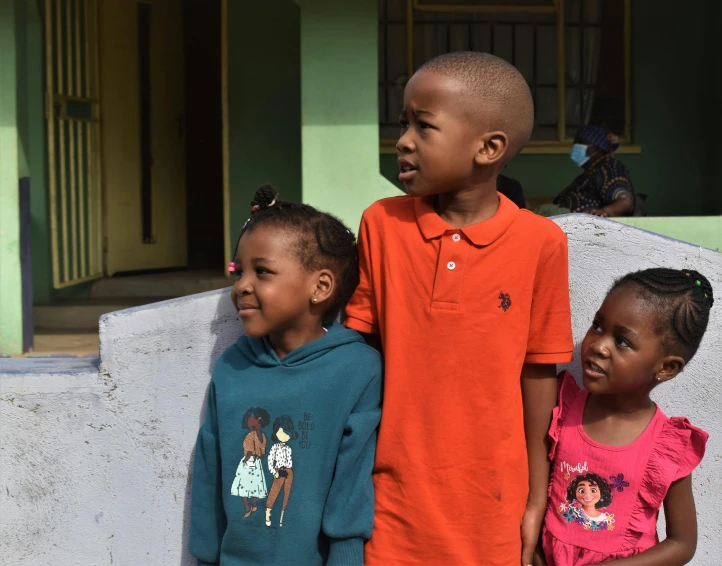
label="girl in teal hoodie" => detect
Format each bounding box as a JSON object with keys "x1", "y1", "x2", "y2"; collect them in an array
[{"x1": 189, "y1": 186, "x2": 382, "y2": 566}]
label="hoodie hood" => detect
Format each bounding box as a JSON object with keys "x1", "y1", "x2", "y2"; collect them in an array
[{"x1": 235, "y1": 322, "x2": 365, "y2": 368}]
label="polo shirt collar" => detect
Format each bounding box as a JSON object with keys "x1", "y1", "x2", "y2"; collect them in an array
[{"x1": 414, "y1": 193, "x2": 519, "y2": 246}]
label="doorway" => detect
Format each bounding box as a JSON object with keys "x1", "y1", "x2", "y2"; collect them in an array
[
  {"x1": 183, "y1": 0, "x2": 224, "y2": 270},
  {"x1": 98, "y1": 0, "x2": 223, "y2": 277}
]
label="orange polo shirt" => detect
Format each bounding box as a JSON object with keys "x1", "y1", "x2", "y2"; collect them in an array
[{"x1": 345, "y1": 194, "x2": 573, "y2": 565}]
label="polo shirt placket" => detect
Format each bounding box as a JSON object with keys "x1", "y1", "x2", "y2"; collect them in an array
[{"x1": 431, "y1": 230, "x2": 470, "y2": 310}]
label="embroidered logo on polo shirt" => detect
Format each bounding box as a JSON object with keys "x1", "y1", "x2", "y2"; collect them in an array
[{"x1": 498, "y1": 292, "x2": 512, "y2": 312}]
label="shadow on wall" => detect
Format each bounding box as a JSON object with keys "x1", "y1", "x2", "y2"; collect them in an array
[
  {"x1": 102, "y1": 287, "x2": 241, "y2": 565},
  {"x1": 179, "y1": 290, "x2": 240, "y2": 565},
  {"x1": 0, "y1": 215, "x2": 721, "y2": 564}
]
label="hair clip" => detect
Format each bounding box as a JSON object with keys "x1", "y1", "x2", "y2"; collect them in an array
[
  {"x1": 695, "y1": 280, "x2": 701, "y2": 286},
  {"x1": 228, "y1": 261, "x2": 236, "y2": 274},
  {"x1": 250, "y1": 197, "x2": 277, "y2": 217}
]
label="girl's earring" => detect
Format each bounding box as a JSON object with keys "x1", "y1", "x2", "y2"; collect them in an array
[{"x1": 312, "y1": 298, "x2": 317, "y2": 303}]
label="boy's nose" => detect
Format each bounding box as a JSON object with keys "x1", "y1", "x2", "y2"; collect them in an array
[{"x1": 396, "y1": 133, "x2": 415, "y2": 154}]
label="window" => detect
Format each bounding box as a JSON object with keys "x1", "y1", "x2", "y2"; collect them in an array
[{"x1": 378, "y1": 0, "x2": 634, "y2": 153}]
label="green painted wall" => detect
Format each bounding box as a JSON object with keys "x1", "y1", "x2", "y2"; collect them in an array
[
  {"x1": 1, "y1": 0, "x2": 22, "y2": 355},
  {"x1": 22, "y1": 0, "x2": 51, "y2": 304},
  {"x1": 227, "y1": 0, "x2": 302, "y2": 242},
  {"x1": 380, "y1": 0, "x2": 720, "y2": 219},
  {"x1": 615, "y1": 217, "x2": 722, "y2": 253},
  {"x1": 297, "y1": 0, "x2": 397, "y2": 232}
]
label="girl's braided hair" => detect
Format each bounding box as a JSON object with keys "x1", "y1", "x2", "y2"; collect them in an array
[
  {"x1": 236, "y1": 185, "x2": 359, "y2": 326},
  {"x1": 611, "y1": 268, "x2": 714, "y2": 362}
]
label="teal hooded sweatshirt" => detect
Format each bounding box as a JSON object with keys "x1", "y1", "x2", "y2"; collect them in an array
[{"x1": 189, "y1": 323, "x2": 382, "y2": 566}]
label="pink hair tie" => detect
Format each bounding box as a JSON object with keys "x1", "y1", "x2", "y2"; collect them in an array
[
  {"x1": 228, "y1": 262, "x2": 236, "y2": 273},
  {"x1": 242, "y1": 196, "x2": 278, "y2": 233}
]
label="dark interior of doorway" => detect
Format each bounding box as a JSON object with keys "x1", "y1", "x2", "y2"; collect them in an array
[{"x1": 183, "y1": 0, "x2": 223, "y2": 270}]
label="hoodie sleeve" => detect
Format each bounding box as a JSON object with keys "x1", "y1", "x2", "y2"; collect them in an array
[
  {"x1": 188, "y1": 380, "x2": 226, "y2": 565},
  {"x1": 322, "y1": 358, "x2": 382, "y2": 565}
]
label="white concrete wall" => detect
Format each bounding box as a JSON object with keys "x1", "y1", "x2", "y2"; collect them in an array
[{"x1": 1, "y1": 215, "x2": 720, "y2": 565}]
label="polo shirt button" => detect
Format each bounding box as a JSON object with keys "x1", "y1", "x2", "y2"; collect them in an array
[
  {"x1": 452, "y1": 233, "x2": 461, "y2": 242},
  {"x1": 447, "y1": 261, "x2": 456, "y2": 270}
]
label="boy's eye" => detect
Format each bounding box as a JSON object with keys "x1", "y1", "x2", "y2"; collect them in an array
[
  {"x1": 419, "y1": 121, "x2": 432, "y2": 129},
  {"x1": 399, "y1": 119, "x2": 409, "y2": 130},
  {"x1": 591, "y1": 321, "x2": 602, "y2": 332}
]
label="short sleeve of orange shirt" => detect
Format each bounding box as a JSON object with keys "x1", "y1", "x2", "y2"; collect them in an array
[{"x1": 345, "y1": 194, "x2": 573, "y2": 566}]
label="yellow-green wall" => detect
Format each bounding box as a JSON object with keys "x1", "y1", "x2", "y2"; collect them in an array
[
  {"x1": 297, "y1": 0, "x2": 397, "y2": 232},
  {"x1": 226, "y1": 0, "x2": 302, "y2": 242},
  {"x1": 226, "y1": 0, "x2": 399, "y2": 235}
]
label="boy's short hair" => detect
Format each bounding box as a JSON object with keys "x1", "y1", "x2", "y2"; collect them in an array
[{"x1": 418, "y1": 51, "x2": 534, "y2": 162}]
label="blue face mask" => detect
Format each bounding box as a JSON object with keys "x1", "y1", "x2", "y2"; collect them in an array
[{"x1": 570, "y1": 143, "x2": 590, "y2": 167}]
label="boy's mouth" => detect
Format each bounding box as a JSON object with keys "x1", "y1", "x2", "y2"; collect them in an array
[{"x1": 398, "y1": 158, "x2": 418, "y2": 182}]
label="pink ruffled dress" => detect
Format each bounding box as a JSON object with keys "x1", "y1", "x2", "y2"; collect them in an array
[{"x1": 542, "y1": 371, "x2": 708, "y2": 566}]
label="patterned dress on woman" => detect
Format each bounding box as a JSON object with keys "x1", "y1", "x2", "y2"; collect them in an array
[
  {"x1": 553, "y1": 154, "x2": 634, "y2": 214},
  {"x1": 230, "y1": 430, "x2": 268, "y2": 498}
]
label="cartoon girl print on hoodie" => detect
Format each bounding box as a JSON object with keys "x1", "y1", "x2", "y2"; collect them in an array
[
  {"x1": 231, "y1": 407, "x2": 271, "y2": 518},
  {"x1": 265, "y1": 415, "x2": 298, "y2": 528}
]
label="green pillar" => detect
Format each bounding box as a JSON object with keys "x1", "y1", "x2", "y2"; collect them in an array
[
  {"x1": 298, "y1": 0, "x2": 398, "y2": 232},
  {"x1": 0, "y1": 0, "x2": 22, "y2": 355}
]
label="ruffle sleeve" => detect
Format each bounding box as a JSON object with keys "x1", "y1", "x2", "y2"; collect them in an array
[
  {"x1": 548, "y1": 370, "x2": 581, "y2": 461},
  {"x1": 621, "y1": 417, "x2": 709, "y2": 550},
  {"x1": 671, "y1": 418, "x2": 709, "y2": 481}
]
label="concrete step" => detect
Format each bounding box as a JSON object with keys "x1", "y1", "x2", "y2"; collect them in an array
[
  {"x1": 90, "y1": 270, "x2": 229, "y2": 298},
  {"x1": 22, "y1": 331, "x2": 100, "y2": 357},
  {"x1": 34, "y1": 297, "x2": 173, "y2": 331}
]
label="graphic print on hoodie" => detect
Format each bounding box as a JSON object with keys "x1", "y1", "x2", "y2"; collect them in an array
[{"x1": 189, "y1": 322, "x2": 382, "y2": 566}]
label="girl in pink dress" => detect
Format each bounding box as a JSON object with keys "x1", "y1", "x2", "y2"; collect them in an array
[{"x1": 539, "y1": 268, "x2": 713, "y2": 566}]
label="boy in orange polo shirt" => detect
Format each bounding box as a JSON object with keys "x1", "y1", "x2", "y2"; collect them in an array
[{"x1": 345, "y1": 52, "x2": 573, "y2": 565}]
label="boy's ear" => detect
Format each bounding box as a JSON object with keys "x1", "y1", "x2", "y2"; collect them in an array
[
  {"x1": 474, "y1": 131, "x2": 509, "y2": 167},
  {"x1": 655, "y1": 355, "x2": 685, "y2": 383}
]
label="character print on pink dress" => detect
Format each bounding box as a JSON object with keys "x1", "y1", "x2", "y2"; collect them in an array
[{"x1": 558, "y1": 472, "x2": 617, "y2": 532}]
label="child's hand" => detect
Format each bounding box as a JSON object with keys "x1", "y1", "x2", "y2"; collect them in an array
[{"x1": 520, "y1": 503, "x2": 545, "y2": 566}]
